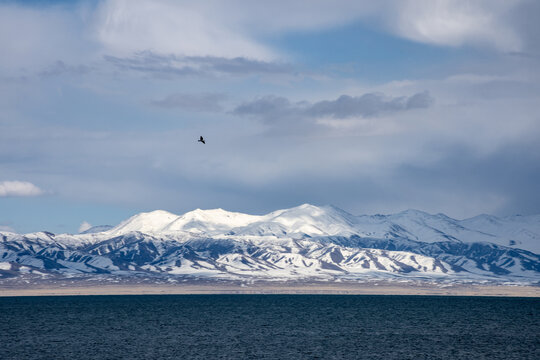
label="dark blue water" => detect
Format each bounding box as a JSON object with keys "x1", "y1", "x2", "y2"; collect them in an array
[{"x1": 0, "y1": 295, "x2": 538, "y2": 359}]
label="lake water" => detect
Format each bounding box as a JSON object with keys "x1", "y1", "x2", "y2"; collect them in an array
[{"x1": 0, "y1": 295, "x2": 538, "y2": 359}]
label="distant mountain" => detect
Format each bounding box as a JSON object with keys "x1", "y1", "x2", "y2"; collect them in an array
[
  {"x1": 80, "y1": 225, "x2": 113, "y2": 234},
  {"x1": 1, "y1": 204, "x2": 539, "y2": 284}
]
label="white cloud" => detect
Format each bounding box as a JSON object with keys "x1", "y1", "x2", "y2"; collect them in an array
[
  {"x1": 0, "y1": 181, "x2": 44, "y2": 197},
  {"x1": 383, "y1": 0, "x2": 523, "y2": 52},
  {"x1": 0, "y1": 0, "x2": 533, "y2": 77},
  {"x1": 102, "y1": 0, "x2": 526, "y2": 54},
  {"x1": 78, "y1": 221, "x2": 92, "y2": 233},
  {"x1": 93, "y1": 0, "x2": 277, "y2": 60},
  {"x1": 92, "y1": 0, "x2": 526, "y2": 56}
]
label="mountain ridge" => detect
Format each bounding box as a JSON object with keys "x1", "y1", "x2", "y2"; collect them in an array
[
  {"x1": 1, "y1": 204, "x2": 539, "y2": 285},
  {"x1": 85, "y1": 204, "x2": 539, "y2": 253}
]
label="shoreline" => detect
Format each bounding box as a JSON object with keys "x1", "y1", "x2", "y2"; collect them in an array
[{"x1": 1, "y1": 282, "x2": 539, "y2": 297}]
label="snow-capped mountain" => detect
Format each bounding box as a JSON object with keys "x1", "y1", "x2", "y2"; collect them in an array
[{"x1": 1, "y1": 204, "x2": 539, "y2": 284}]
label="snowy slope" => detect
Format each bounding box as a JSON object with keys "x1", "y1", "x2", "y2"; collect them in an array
[
  {"x1": 459, "y1": 214, "x2": 540, "y2": 253},
  {"x1": 164, "y1": 208, "x2": 260, "y2": 234},
  {"x1": 110, "y1": 210, "x2": 179, "y2": 235}
]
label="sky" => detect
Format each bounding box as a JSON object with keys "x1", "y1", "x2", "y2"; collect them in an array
[{"x1": 1, "y1": 0, "x2": 539, "y2": 234}]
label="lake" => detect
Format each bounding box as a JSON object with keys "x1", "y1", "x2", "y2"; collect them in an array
[{"x1": 0, "y1": 295, "x2": 538, "y2": 359}]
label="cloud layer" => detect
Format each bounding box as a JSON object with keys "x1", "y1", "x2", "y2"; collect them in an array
[
  {"x1": 1, "y1": 0, "x2": 537, "y2": 74},
  {"x1": 0, "y1": 181, "x2": 43, "y2": 197},
  {"x1": 0, "y1": 0, "x2": 539, "y2": 233}
]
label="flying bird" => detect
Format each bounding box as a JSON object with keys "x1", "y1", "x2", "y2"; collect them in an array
[{"x1": 198, "y1": 136, "x2": 205, "y2": 144}]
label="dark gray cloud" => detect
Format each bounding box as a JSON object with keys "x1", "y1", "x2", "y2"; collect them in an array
[
  {"x1": 184, "y1": 56, "x2": 292, "y2": 74},
  {"x1": 468, "y1": 80, "x2": 540, "y2": 99},
  {"x1": 104, "y1": 54, "x2": 199, "y2": 77},
  {"x1": 151, "y1": 93, "x2": 227, "y2": 112},
  {"x1": 38, "y1": 60, "x2": 93, "y2": 77},
  {"x1": 233, "y1": 96, "x2": 303, "y2": 120},
  {"x1": 507, "y1": 0, "x2": 540, "y2": 56},
  {"x1": 221, "y1": 138, "x2": 540, "y2": 218},
  {"x1": 233, "y1": 91, "x2": 434, "y2": 122},
  {"x1": 390, "y1": 140, "x2": 540, "y2": 217},
  {"x1": 308, "y1": 91, "x2": 433, "y2": 118},
  {"x1": 104, "y1": 51, "x2": 292, "y2": 77}
]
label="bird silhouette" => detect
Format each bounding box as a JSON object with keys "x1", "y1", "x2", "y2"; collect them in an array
[{"x1": 198, "y1": 136, "x2": 205, "y2": 144}]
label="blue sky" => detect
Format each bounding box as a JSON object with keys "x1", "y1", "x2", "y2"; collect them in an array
[{"x1": 1, "y1": 0, "x2": 539, "y2": 233}]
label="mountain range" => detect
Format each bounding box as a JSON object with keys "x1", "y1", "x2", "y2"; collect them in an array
[{"x1": 1, "y1": 204, "x2": 539, "y2": 285}]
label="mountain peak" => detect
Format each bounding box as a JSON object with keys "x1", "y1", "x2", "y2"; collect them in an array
[
  {"x1": 110, "y1": 209, "x2": 179, "y2": 234},
  {"x1": 85, "y1": 205, "x2": 540, "y2": 253},
  {"x1": 166, "y1": 208, "x2": 259, "y2": 232}
]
